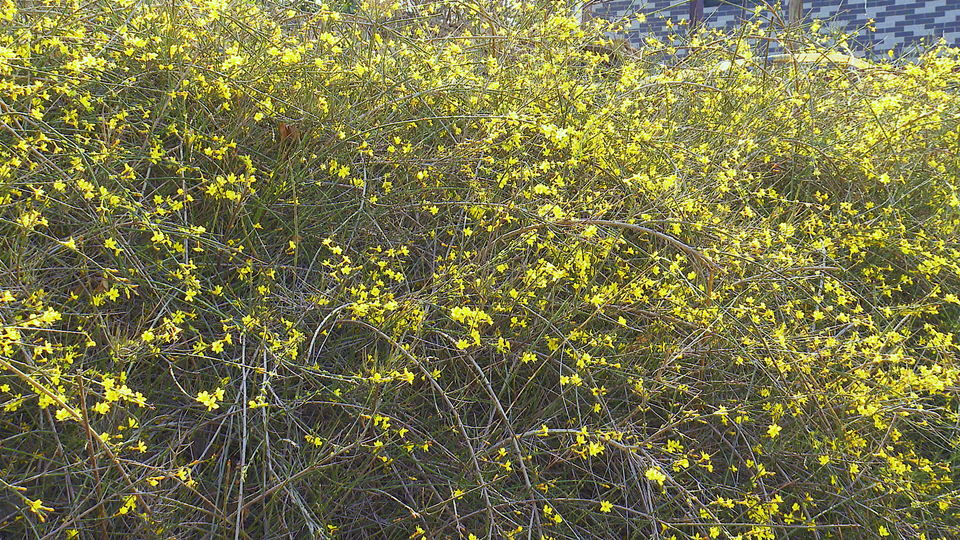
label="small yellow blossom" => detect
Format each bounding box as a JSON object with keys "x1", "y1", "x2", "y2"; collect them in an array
[
  {"x1": 645, "y1": 466, "x2": 666, "y2": 486},
  {"x1": 196, "y1": 387, "x2": 225, "y2": 411},
  {"x1": 27, "y1": 498, "x2": 53, "y2": 522}
]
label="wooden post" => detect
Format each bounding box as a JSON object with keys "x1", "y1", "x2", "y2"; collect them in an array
[
  {"x1": 788, "y1": 0, "x2": 803, "y2": 25},
  {"x1": 689, "y1": 0, "x2": 704, "y2": 30}
]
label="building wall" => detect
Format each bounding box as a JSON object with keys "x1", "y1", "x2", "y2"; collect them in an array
[{"x1": 589, "y1": 0, "x2": 960, "y2": 57}]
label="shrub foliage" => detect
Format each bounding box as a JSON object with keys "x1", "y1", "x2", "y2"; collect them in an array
[{"x1": 0, "y1": 0, "x2": 958, "y2": 538}]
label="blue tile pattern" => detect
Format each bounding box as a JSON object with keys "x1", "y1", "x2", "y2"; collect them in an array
[{"x1": 588, "y1": 0, "x2": 960, "y2": 57}]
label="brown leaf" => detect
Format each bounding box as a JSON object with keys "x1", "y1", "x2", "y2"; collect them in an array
[{"x1": 278, "y1": 122, "x2": 300, "y2": 144}]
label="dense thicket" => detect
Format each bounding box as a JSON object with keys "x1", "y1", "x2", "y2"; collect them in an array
[{"x1": 1, "y1": 1, "x2": 958, "y2": 538}]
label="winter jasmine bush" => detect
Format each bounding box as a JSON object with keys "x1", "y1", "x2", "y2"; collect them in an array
[{"x1": 0, "y1": 0, "x2": 958, "y2": 538}]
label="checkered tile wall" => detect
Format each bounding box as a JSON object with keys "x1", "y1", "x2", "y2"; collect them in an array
[{"x1": 589, "y1": 0, "x2": 960, "y2": 56}]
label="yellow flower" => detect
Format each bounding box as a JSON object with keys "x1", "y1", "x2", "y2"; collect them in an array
[
  {"x1": 117, "y1": 496, "x2": 136, "y2": 515},
  {"x1": 196, "y1": 388, "x2": 224, "y2": 410},
  {"x1": 281, "y1": 48, "x2": 301, "y2": 64},
  {"x1": 767, "y1": 423, "x2": 782, "y2": 438},
  {"x1": 587, "y1": 441, "x2": 604, "y2": 456},
  {"x1": 27, "y1": 498, "x2": 53, "y2": 522},
  {"x1": 59, "y1": 236, "x2": 77, "y2": 250},
  {"x1": 645, "y1": 466, "x2": 666, "y2": 486},
  {"x1": 599, "y1": 500, "x2": 613, "y2": 513}
]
